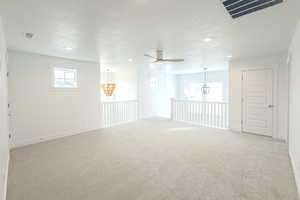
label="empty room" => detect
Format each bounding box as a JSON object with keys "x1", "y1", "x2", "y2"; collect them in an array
[{"x1": 1, "y1": 0, "x2": 300, "y2": 199}]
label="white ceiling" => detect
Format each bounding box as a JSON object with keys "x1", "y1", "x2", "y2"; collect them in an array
[{"x1": 0, "y1": 0, "x2": 299, "y2": 73}]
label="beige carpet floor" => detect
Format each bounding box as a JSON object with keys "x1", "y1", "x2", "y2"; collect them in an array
[{"x1": 7, "y1": 118, "x2": 299, "y2": 200}]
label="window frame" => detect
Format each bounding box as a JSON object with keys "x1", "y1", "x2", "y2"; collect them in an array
[{"x1": 53, "y1": 67, "x2": 78, "y2": 89}]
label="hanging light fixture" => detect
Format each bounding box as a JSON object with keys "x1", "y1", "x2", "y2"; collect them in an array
[
  {"x1": 101, "y1": 69, "x2": 116, "y2": 96},
  {"x1": 201, "y1": 67, "x2": 210, "y2": 96}
]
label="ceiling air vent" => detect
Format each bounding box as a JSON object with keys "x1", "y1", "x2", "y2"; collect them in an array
[{"x1": 222, "y1": 0, "x2": 283, "y2": 19}]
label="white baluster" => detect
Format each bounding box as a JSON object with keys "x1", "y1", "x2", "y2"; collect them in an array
[
  {"x1": 171, "y1": 98, "x2": 174, "y2": 120},
  {"x1": 198, "y1": 102, "x2": 200, "y2": 124},
  {"x1": 175, "y1": 100, "x2": 177, "y2": 120},
  {"x1": 109, "y1": 103, "x2": 112, "y2": 126},
  {"x1": 103, "y1": 103, "x2": 105, "y2": 128},
  {"x1": 181, "y1": 101, "x2": 183, "y2": 121},
  {"x1": 212, "y1": 103, "x2": 215, "y2": 128},
  {"x1": 200, "y1": 102, "x2": 203, "y2": 126},
  {"x1": 121, "y1": 102, "x2": 123, "y2": 122},
  {"x1": 196, "y1": 102, "x2": 198, "y2": 123},
  {"x1": 209, "y1": 103, "x2": 212, "y2": 127},
  {"x1": 204, "y1": 102, "x2": 206, "y2": 126},
  {"x1": 106, "y1": 103, "x2": 109, "y2": 128},
  {"x1": 218, "y1": 103, "x2": 220, "y2": 128},
  {"x1": 105, "y1": 103, "x2": 108, "y2": 128},
  {"x1": 191, "y1": 102, "x2": 194, "y2": 123},
  {"x1": 222, "y1": 104, "x2": 225, "y2": 129}
]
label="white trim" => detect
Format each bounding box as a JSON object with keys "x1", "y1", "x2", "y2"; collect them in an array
[
  {"x1": 289, "y1": 151, "x2": 300, "y2": 199},
  {"x1": 273, "y1": 67, "x2": 279, "y2": 139},
  {"x1": 241, "y1": 66, "x2": 278, "y2": 139},
  {"x1": 53, "y1": 67, "x2": 78, "y2": 88},
  {"x1": 102, "y1": 100, "x2": 138, "y2": 103},
  {"x1": 7, "y1": 49, "x2": 99, "y2": 64},
  {"x1": 172, "y1": 99, "x2": 228, "y2": 104},
  {"x1": 0, "y1": 152, "x2": 9, "y2": 200},
  {"x1": 4, "y1": 153, "x2": 10, "y2": 200},
  {"x1": 10, "y1": 127, "x2": 101, "y2": 149}
]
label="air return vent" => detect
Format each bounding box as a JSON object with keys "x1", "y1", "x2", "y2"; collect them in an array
[{"x1": 222, "y1": 0, "x2": 283, "y2": 19}]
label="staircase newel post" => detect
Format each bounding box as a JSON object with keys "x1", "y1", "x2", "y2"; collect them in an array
[{"x1": 171, "y1": 98, "x2": 174, "y2": 120}]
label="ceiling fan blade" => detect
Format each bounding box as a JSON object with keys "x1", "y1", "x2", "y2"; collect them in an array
[
  {"x1": 144, "y1": 54, "x2": 156, "y2": 59},
  {"x1": 162, "y1": 59, "x2": 184, "y2": 62}
]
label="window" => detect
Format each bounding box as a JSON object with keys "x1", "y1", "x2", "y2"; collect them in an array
[
  {"x1": 150, "y1": 77, "x2": 159, "y2": 88},
  {"x1": 54, "y1": 68, "x2": 77, "y2": 88}
]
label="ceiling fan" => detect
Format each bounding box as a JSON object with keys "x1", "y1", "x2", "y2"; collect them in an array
[{"x1": 144, "y1": 50, "x2": 184, "y2": 63}]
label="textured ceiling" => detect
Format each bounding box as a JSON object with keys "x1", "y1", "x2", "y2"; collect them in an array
[{"x1": 0, "y1": 0, "x2": 299, "y2": 73}]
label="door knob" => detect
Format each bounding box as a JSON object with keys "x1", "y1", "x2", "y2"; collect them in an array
[{"x1": 268, "y1": 105, "x2": 274, "y2": 108}]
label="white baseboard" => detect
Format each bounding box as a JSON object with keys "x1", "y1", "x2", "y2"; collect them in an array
[
  {"x1": 10, "y1": 127, "x2": 101, "y2": 149},
  {"x1": 289, "y1": 151, "x2": 300, "y2": 199}
]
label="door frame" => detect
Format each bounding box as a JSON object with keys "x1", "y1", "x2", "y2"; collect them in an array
[{"x1": 241, "y1": 67, "x2": 278, "y2": 138}]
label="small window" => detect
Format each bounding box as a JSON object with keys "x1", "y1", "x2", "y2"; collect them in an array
[{"x1": 54, "y1": 68, "x2": 77, "y2": 88}]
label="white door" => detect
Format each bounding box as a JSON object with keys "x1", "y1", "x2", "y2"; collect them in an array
[{"x1": 242, "y1": 69, "x2": 274, "y2": 136}]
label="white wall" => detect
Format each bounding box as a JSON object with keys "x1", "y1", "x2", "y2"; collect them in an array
[
  {"x1": 0, "y1": 17, "x2": 9, "y2": 200},
  {"x1": 8, "y1": 50, "x2": 101, "y2": 148},
  {"x1": 229, "y1": 54, "x2": 289, "y2": 141},
  {"x1": 176, "y1": 70, "x2": 229, "y2": 102},
  {"x1": 288, "y1": 20, "x2": 300, "y2": 197},
  {"x1": 139, "y1": 64, "x2": 176, "y2": 118},
  {"x1": 114, "y1": 69, "x2": 138, "y2": 101}
]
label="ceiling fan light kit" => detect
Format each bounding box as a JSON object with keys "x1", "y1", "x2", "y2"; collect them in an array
[{"x1": 144, "y1": 50, "x2": 184, "y2": 63}]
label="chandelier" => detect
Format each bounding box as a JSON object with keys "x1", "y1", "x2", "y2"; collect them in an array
[
  {"x1": 101, "y1": 83, "x2": 116, "y2": 96},
  {"x1": 201, "y1": 67, "x2": 210, "y2": 96},
  {"x1": 101, "y1": 69, "x2": 116, "y2": 96}
]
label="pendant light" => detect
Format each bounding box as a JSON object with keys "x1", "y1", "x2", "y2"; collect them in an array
[
  {"x1": 201, "y1": 67, "x2": 210, "y2": 96},
  {"x1": 101, "y1": 69, "x2": 116, "y2": 96}
]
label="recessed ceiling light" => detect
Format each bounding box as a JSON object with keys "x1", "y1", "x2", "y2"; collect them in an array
[
  {"x1": 128, "y1": 58, "x2": 133, "y2": 62},
  {"x1": 64, "y1": 46, "x2": 73, "y2": 51},
  {"x1": 203, "y1": 37, "x2": 212, "y2": 42},
  {"x1": 227, "y1": 55, "x2": 233, "y2": 58},
  {"x1": 25, "y1": 32, "x2": 34, "y2": 39}
]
